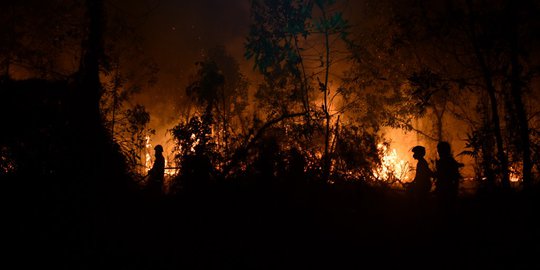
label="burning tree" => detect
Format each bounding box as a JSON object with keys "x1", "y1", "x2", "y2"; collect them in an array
[
  {"x1": 170, "y1": 46, "x2": 249, "y2": 186},
  {"x1": 391, "y1": 0, "x2": 540, "y2": 189},
  {"x1": 344, "y1": 0, "x2": 540, "y2": 189},
  {"x1": 112, "y1": 104, "x2": 155, "y2": 175},
  {"x1": 245, "y1": 0, "x2": 368, "y2": 181}
]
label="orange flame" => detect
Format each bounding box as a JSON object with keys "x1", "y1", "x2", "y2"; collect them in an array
[
  {"x1": 373, "y1": 143, "x2": 412, "y2": 183},
  {"x1": 144, "y1": 135, "x2": 152, "y2": 173}
]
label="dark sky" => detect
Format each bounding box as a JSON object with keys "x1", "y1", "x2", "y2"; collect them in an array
[
  {"x1": 112, "y1": 0, "x2": 252, "y2": 139},
  {"x1": 108, "y1": 0, "x2": 372, "y2": 149},
  {"x1": 137, "y1": 0, "x2": 252, "y2": 80}
]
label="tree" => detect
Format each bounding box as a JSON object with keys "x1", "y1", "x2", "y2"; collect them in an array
[
  {"x1": 352, "y1": 0, "x2": 540, "y2": 189},
  {"x1": 407, "y1": 69, "x2": 451, "y2": 142},
  {"x1": 200, "y1": 46, "x2": 249, "y2": 154},
  {"x1": 0, "y1": 1, "x2": 86, "y2": 79},
  {"x1": 115, "y1": 104, "x2": 155, "y2": 174},
  {"x1": 171, "y1": 47, "x2": 249, "y2": 181},
  {"x1": 246, "y1": 0, "x2": 357, "y2": 181},
  {"x1": 501, "y1": 0, "x2": 540, "y2": 188},
  {"x1": 100, "y1": 4, "x2": 159, "y2": 137}
]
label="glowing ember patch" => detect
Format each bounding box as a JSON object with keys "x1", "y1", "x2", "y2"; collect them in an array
[
  {"x1": 0, "y1": 158, "x2": 16, "y2": 174},
  {"x1": 509, "y1": 165, "x2": 522, "y2": 182}
]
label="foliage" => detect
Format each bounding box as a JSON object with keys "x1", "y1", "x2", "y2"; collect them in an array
[
  {"x1": 170, "y1": 47, "x2": 250, "y2": 185},
  {"x1": 332, "y1": 124, "x2": 381, "y2": 181},
  {"x1": 186, "y1": 60, "x2": 224, "y2": 110},
  {"x1": 115, "y1": 104, "x2": 155, "y2": 174},
  {"x1": 351, "y1": 0, "x2": 540, "y2": 187},
  {"x1": 246, "y1": 0, "x2": 367, "y2": 181},
  {"x1": 0, "y1": 0, "x2": 85, "y2": 78},
  {"x1": 171, "y1": 114, "x2": 214, "y2": 159}
]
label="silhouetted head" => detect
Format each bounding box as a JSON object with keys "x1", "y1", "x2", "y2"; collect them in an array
[
  {"x1": 154, "y1": 145, "x2": 164, "y2": 154},
  {"x1": 412, "y1": 145, "x2": 426, "y2": 160},
  {"x1": 437, "y1": 141, "x2": 451, "y2": 157},
  {"x1": 289, "y1": 146, "x2": 301, "y2": 156}
]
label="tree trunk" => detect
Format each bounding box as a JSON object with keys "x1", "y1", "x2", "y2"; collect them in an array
[
  {"x1": 481, "y1": 102, "x2": 497, "y2": 188},
  {"x1": 322, "y1": 10, "x2": 331, "y2": 182},
  {"x1": 507, "y1": 1, "x2": 532, "y2": 189},
  {"x1": 111, "y1": 60, "x2": 121, "y2": 136},
  {"x1": 80, "y1": 0, "x2": 104, "y2": 112},
  {"x1": 483, "y1": 70, "x2": 511, "y2": 189},
  {"x1": 466, "y1": 0, "x2": 511, "y2": 189},
  {"x1": 74, "y1": 0, "x2": 106, "y2": 174},
  {"x1": 293, "y1": 36, "x2": 311, "y2": 115},
  {"x1": 432, "y1": 104, "x2": 446, "y2": 142}
]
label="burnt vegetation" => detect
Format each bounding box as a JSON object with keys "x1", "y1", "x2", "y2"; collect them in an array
[{"x1": 1, "y1": 0, "x2": 540, "y2": 269}]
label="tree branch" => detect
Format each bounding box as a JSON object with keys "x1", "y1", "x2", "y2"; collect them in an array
[{"x1": 220, "y1": 112, "x2": 307, "y2": 178}]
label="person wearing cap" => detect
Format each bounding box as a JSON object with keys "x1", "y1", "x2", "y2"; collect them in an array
[
  {"x1": 409, "y1": 145, "x2": 433, "y2": 202},
  {"x1": 148, "y1": 144, "x2": 165, "y2": 195},
  {"x1": 434, "y1": 141, "x2": 463, "y2": 212}
]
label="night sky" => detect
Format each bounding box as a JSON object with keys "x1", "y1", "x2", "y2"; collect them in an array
[
  {"x1": 2, "y1": 1, "x2": 540, "y2": 268},
  {"x1": 115, "y1": 0, "x2": 252, "y2": 135},
  {"x1": 114, "y1": 0, "x2": 369, "y2": 147}
]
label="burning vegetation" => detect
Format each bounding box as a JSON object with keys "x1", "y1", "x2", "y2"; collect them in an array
[
  {"x1": 2, "y1": 0, "x2": 540, "y2": 269},
  {"x1": 2, "y1": 0, "x2": 539, "y2": 192}
]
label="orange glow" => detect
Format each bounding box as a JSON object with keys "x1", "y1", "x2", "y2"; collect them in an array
[
  {"x1": 144, "y1": 135, "x2": 152, "y2": 174},
  {"x1": 373, "y1": 143, "x2": 412, "y2": 183},
  {"x1": 164, "y1": 158, "x2": 179, "y2": 176},
  {"x1": 145, "y1": 134, "x2": 178, "y2": 177},
  {"x1": 509, "y1": 165, "x2": 522, "y2": 183}
]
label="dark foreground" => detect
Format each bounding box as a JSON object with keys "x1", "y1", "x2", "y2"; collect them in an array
[{"x1": 4, "y1": 177, "x2": 540, "y2": 269}]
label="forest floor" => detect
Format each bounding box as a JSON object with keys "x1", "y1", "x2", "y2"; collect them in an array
[{"x1": 4, "y1": 177, "x2": 540, "y2": 269}]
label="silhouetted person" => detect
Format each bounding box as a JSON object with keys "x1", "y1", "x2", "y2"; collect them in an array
[
  {"x1": 434, "y1": 141, "x2": 463, "y2": 212},
  {"x1": 287, "y1": 147, "x2": 306, "y2": 180},
  {"x1": 147, "y1": 144, "x2": 165, "y2": 195},
  {"x1": 408, "y1": 146, "x2": 433, "y2": 203},
  {"x1": 253, "y1": 137, "x2": 281, "y2": 181}
]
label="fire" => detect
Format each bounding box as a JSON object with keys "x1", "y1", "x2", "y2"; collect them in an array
[
  {"x1": 144, "y1": 134, "x2": 179, "y2": 177},
  {"x1": 509, "y1": 165, "x2": 522, "y2": 183},
  {"x1": 144, "y1": 135, "x2": 152, "y2": 173},
  {"x1": 190, "y1": 133, "x2": 199, "y2": 152},
  {"x1": 164, "y1": 158, "x2": 179, "y2": 176},
  {"x1": 373, "y1": 143, "x2": 412, "y2": 183}
]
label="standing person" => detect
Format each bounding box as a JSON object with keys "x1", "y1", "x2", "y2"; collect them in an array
[
  {"x1": 148, "y1": 144, "x2": 165, "y2": 195},
  {"x1": 409, "y1": 146, "x2": 434, "y2": 203},
  {"x1": 434, "y1": 141, "x2": 463, "y2": 212}
]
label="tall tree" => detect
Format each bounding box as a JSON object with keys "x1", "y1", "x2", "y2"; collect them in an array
[
  {"x1": 204, "y1": 46, "x2": 249, "y2": 154},
  {"x1": 502, "y1": 0, "x2": 540, "y2": 188},
  {"x1": 173, "y1": 47, "x2": 249, "y2": 175},
  {"x1": 118, "y1": 104, "x2": 154, "y2": 175},
  {"x1": 353, "y1": 0, "x2": 540, "y2": 188},
  {"x1": 0, "y1": 0, "x2": 85, "y2": 79},
  {"x1": 246, "y1": 0, "x2": 356, "y2": 181}
]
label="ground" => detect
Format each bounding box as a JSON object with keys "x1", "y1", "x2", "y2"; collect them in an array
[{"x1": 4, "y1": 177, "x2": 540, "y2": 269}]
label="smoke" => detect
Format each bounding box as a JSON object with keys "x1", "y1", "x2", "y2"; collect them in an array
[
  {"x1": 112, "y1": 0, "x2": 252, "y2": 155},
  {"x1": 114, "y1": 0, "x2": 478, "y2": 177}
]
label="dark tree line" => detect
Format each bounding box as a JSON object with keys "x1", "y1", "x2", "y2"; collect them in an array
[
  {"x1": 2, "y1": 0, "x2": 540, "y2": 193},
  {"x1": 345, "y1": 0, "x2": 540, "y2": 190},
  {"x1": 1, "y1": 1, "x2": 539, "y2": 269},
  {"x1": 164, "y1": 0, "x2": 540, "y2": 193}
]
